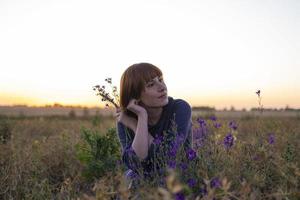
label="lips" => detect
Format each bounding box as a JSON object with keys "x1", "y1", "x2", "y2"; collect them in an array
[{"x1": 158, "y1": 93, "x2": 167, "y2": 98}]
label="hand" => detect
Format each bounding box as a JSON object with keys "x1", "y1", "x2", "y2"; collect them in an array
[
  {"x1": 115, "y1": 107, "x2": 137, "y2": 132},
  {"x1": 126, "y1": 99, "x2": 147, "y2": 117}
]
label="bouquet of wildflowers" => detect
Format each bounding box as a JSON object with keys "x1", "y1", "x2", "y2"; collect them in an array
[{"x1": 93, "y1": 78, "x2": 120, "y2": 109}]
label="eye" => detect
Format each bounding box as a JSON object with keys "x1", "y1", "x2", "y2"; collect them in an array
[
  {"x1": 146, "y1": 76, "x2": 163, "y2": 87},
  {"x1": 147, "y1": 83, "x2": 154, "y2": 87}
]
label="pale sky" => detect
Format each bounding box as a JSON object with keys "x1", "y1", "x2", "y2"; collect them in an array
[{"x1": 0, "y1": 0, "x2": 299, "y2": 109}]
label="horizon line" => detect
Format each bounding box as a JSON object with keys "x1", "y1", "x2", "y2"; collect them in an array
[{"x1": 0, "y1": 103, "x2": 299, "y2": 111}]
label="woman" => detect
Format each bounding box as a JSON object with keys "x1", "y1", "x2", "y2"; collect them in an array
[{"x1": 115, "y1": 62, "x2": 193, "y2": 190}]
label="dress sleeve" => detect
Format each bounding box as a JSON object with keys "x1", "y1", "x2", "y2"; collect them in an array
[{"x1": 116, "y1": 122, "x2": 155, "y2": 174}]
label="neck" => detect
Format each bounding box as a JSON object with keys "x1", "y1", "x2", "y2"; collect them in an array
[{"x1": 145, "y1": 106, "x2": 163, "y2": 126}]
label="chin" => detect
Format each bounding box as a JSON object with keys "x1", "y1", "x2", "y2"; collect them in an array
[
  {"x1": 161, "y1": 98, "x2": 169, "y2": 106},
  {"x1": 147, "y1": 98, "x2": 169, "y2": 108}
]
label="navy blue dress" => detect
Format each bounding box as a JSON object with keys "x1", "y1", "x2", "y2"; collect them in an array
[{"x1": 117, "y1": 96, "x2": 193, "y2": 187}]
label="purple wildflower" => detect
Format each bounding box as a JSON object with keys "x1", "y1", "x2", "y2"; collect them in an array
[
  {"x1": 167, "y1": 160, "x2": 176, "y2": 169},
  {"x1": 126, "y1": 170, "x2": 139, "y2": 179},
  {"x1": 175, "y1": 192, "x2": 185, "y2": 200},
  {"x1": 229, "y1": 121, "x2": 238, "y2": 130},
  {"x1": 199, "y1": 187, "x2": 208, "y2": 195},
  {"x1": 253, "y1": 154, "x2": 260, "y2": 161},
  {"x1": 214, "y1": 122, "x2": 222, "y2": 129},
  {"x1": 210, "y1": 116, "x2": 217, "y2": 121},
  {"x1": 168, "y1": 135, "x2": 184, "y2": 157},
  {"x1": 223, "y1": 133, "x2": 234, "y2": 148},
  {"x1": 168, "y1": 148, "x2": 177, "y2": 157},
  {"x1": 193, "y1": 123, "x2": 208, "y2": 149},
  {"x1": 193, "y1": 140, "x2": 204, "y2": 149},
  {"x1": 168, "y1": 147, "x2": 177, "y2": 157},
  {"x1": 196, "y1": 118, "x2": 206, "y2": 127},
  {"x1": 179, "y1": 162, "x2": 188, "y2": 171},
  {"x1": 187, "y1": 178, "x2": 197, "y2": 188},
  {"x1": 186, "y1": 148, "x2": 197, "y2": 160},
  {"x1": 210, "y1": 177, "x2": 222, "y2": 189},
  {"x1": 268, "y1": 134, "x2": 275, "y2": 144},
  {"x1": 153, "y1": 134, "x2": 164, "y2": 145},
  {"x1": 193, "y1": 127, "x2": 207, "y2": 140}
]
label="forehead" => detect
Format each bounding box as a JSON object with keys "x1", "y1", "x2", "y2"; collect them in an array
[{"x1": 147, "y1": 75, "x2": 162, "y2": 82}]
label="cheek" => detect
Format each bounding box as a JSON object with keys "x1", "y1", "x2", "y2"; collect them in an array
[
  {"x1": 143, "y1": 93, "x2": 156, "y2": 102},
  {"x1": 141, "y1": 91, "x2": 158, "y2": 105},
  {"x1": 143, "y1": 89, "x2": 156, "y2": 97}
]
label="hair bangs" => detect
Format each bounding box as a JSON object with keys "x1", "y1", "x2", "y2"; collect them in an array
[{"x1": 138, "y1": 65, "x2": 162, "y2": 84}]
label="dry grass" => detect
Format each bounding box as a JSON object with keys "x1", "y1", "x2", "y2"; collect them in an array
[{"x1": 0, "y1": 115, "x2": 115, "y2": 199}]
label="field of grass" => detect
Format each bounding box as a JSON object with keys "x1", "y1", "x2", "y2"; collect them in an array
[{"x1": 0, "y1": 112, "x2": 299, "y2": 199}]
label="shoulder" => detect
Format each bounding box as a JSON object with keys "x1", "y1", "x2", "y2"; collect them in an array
[
  {"x1": 170, "y1": 98, "x2": 192, "y2": 119},
  {"x1": 117, "y1": 121, "x2": 124, "y2": 129},
  {"x1": 173, "y1": 98, "x2": 192, "y2": 112},
  {"x1": 116, "y1": 122, "x2": 125, "y2": 135},
  {"x1": 168, "y1": 98, "x2": 192, "y2": 133},
  {"x1": 117, "y1": 121, "x2": 130, "y2": 132},
  {"x1": 117, "y1": 121, "x2": 128, "y2": 134},
  {"x1": 117, "y1": 121, "x2": 134, "y2": 135}
]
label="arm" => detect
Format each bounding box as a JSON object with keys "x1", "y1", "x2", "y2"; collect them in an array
[
  {"x1": 117, "y1": 120, "x2": 155, "y2": 173},
  {"x1": 123, "y1": 99, "x2": 155, "y2": 159},
  {"x1": 122, "y1": 115, "x2": 154, "y2": 149},
  {"x1": 116, "y1": 110, "x2": 154, "y2": 156},
  {"x1": 116, "y1": 101, "x2": 155, "y2": 172},
  {"x1": 131, "y1": 112, "x2": 150, "y2": 159}
]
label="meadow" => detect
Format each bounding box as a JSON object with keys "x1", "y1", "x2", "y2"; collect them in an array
[{"x1": 0, "y1": 110, "x2": 299, "y2": 200}]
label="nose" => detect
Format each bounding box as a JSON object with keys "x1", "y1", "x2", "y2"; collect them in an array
[{"x1": 157, "y1": 82, "x2": 166, "y2": 92}]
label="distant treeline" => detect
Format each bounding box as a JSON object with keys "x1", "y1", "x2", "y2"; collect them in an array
[
  {"x1": 9, "y1": 103, "x2": 96, "y2": 109},
  {"x1": 192, "y1": 106, "x2": 300, "y2": 112},
  {"x1": 192, "y1": 106, "x2": 216, "y2": 111},
  {"x1": 250, "y1": 107, "x2": 300, "y2": 112}
]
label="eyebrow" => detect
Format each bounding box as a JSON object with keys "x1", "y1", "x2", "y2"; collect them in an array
[{"x1": 149, "y1": 76, "x2": 163, "y2": 82}]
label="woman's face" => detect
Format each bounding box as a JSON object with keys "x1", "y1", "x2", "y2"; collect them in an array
[{"x1": 139, "y1": 75, "x2": 168, "y2": 108}]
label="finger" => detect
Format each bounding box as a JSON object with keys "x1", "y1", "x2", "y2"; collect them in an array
[{"x1": 130, "y1": 99, "x2": 137, "y2": 104}]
